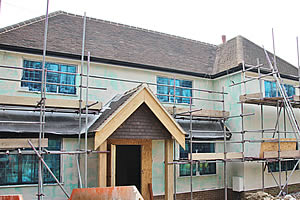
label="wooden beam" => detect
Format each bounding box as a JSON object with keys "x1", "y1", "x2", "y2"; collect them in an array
[
  {"x1": 0, "y1": 95, "x2": 101, "y2": 109},
  {"x1": 110, "y1": 144, "x2": 116, "y2": 187},
  {"x1": 0, "y1": 138, "x2": 48, "y2": 149},
  {"x1": 94, "y1": 90, "x2": 144, "y2": 149},
  {"x1": 165, "y1": 107, "x2": 229, "y2": 118},
  {"x1": 108, "y1": 139, "x2": 152, "y2": 200},
  {"x1": 264, "y1": 150, "x2": 300, "y2": 159},
  {"x1": 239, "y1": 93, "x2": 263, "y2": 102},
  {"x1": 98, "y1": 141, "x2": 107, "y2": 187},
  {"x1": 292, "y1": 95, "x2": 300, "y2": 102},
  {"x1": 189, "y1": 152, "x2": 243, "y2": 160},
  {"x1": 95, "y1": 85, "x2": 186, "y2": 149},
  {"x1": 165, "y1": 139, "x2": 174, "y2": 200},
  {"x1": 144, "y1": 89, "x2": 185, "y2": 148},
  {"x1": 260, "y1": 138, "x2": 296, "y2": 158}
]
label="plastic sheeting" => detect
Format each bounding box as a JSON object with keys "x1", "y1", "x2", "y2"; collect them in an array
[
  {"x1": 0, "y1": 110, "x2": 99, "y2": 135},
  {"x1": 176, "y1": 119, "x2": 231, "y2": 139}
]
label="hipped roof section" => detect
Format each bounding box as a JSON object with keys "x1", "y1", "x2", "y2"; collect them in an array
[
  {"x1": 92, "y1": 84, "x2": 186, "y2": 149},
  {"x1": 0, "y1": 11, "x2": 297, "y2": 77},
  {"x1": 213, "y1": 36, "x2": 298, "y2": 76}
]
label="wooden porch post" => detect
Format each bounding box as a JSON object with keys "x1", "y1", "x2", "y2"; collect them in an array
[
  {"x1": 165, "y1": 139, "x2": 174, "y2": 200},
  {"x1": 98, "y1": 141, "x2": 107, "y2": 187}
]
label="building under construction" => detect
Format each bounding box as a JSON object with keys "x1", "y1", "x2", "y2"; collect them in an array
[{"x1": 0, "y1": 10, "x2": 300, "y2": 200}]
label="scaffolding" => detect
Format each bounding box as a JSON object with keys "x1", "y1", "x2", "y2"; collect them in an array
[
  {"x1": 165, "y1": 35, "x2": 300, "y2": 200},
  {"x1": 0, "y1": 4, "x2": 300, "y2": 200}
]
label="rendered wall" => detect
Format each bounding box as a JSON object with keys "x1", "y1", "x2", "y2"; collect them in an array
[
  {"x1": 212, "y1": 73, "x2": 243, "y2": 189},
  {"x1": 242, "y1": 74, "x2": 300, "y2": 191},
  {"x1": 0, "y1": 50, "x2": 214, "y2": 110}
]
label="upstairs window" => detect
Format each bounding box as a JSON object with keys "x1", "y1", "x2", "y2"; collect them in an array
[
  {"x1": 179, "y1": 142, "x2": 216, "y2": 176},
  {"x1": 21, "y1": 60, "x2": 76, "y2": 95},
  {"x1": 0, "y1": 138, "x2": 61, "y2": 185},
  {"x1": 157, "y1": 77, "x2": 192, "y2": 104},
  {"x1": 265, "y1": 80, "x2": 295, "y2": 97}
]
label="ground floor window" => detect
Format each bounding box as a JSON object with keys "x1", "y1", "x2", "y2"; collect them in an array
[
  {"x1": 268, "y1": 160, "x2": 299, "y2": 173},
  {"x1": 0, "y1": 138, "x2": 61, "y2": 185},
  {"x1": 179, "y1": 142, "x2": 216, "y2": 176}
]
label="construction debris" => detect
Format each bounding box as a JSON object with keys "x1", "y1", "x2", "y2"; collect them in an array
[{"x1": 245, "y1": 192, "x2": 296, "y2": 200}]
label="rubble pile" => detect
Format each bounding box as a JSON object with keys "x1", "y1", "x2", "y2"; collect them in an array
[{"x1": 245, "y1": 191, "x2": 296, "y2": 200}]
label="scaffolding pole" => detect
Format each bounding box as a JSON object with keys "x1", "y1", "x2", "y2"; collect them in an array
[
  {"x1": 77, "y1": 11, "x2": 86, "y2": 189},
  {"x1": 84, "y1": 52, "x2": 90, "y2": 188}
]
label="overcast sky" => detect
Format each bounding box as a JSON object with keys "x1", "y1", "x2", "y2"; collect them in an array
[{"x1": 1, "y1": 0, "x2": 300, "y2": 67}]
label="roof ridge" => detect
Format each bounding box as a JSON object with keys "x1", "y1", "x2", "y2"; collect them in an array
[
  {"x1": 0, "y1": 10, "x2": 65, "y2": 35},
  {"x1": 82, "y1": 14, "x2": 218, "y2": 48}
]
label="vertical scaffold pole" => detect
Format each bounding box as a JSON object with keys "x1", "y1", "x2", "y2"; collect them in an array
[
  {"x1": 189, "y1": 96, "x2": 193, "y2": 200},
  {"x1": 77, "y1": 11, "x2": 86, "y2": 189},
  {"x1": 222, "y1": 86, "x2": 227, "y2": 200},
  {"x1": 173, "y1": 77, "x2": 177, "y2": 200},
  {"x1": 257, "y1": 58, "x2": 265, "y2": 192},
  {"x1": 38, "y1": 0, "x2": 49, "y2": 199},
  {"x1": 84, "y1": 52, "x2": 90, "y2": 188}
]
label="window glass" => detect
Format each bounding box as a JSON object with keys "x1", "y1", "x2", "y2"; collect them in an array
[
  {"x1": 268, "y1": 160, "x2": 299, "y2": 173},
  {"x1": 46, "y1": 63, "x2": 59, "y2": 93},
  {"x1": 21, "y1": 60, "x2": 76, "y2": 95},
  {"x1": 0, "y1": 138, "x2": 61, "y2": 185},
  {"x1": 157, "y1": 77, "x2": 192, "y2": 104},
  {"x1": 179, "y1": 142, "x2": 216, "y2": 176},
  {"x1": 265, "y1": 80, "x2": 295, "y2": 97}
]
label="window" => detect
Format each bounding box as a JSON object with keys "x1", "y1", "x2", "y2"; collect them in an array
[
  {"x1": 268, "y1": 160, "x2": 299, "y2": 173},
  {"x1": 179, "y1": 142, "x2": 216, "y2": 176},
  {"x1": 21, "y1": 60, "x2": 76, "y2": 95},
  {"x1": 0, "y1": 138, "x2": 61, "y2": 185},
  {"x1": 265, "y1": 80, "x2": 295, "y2": 97},
  {"x1": 157, "y1": 77, "x2": 192, "y2": 104}
]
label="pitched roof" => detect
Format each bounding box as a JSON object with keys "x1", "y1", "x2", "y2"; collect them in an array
[
  {"x1": 0, "y1": 11, "x2": 217, "y2": 75},
  {"x1": 0, "y1": 11, "x2": 298, "y2": 77},
  {"x1": 93, "y1": 84, "x2": 186, "y2": 149},
  {"x1": 213, "y1": 36, "x2": 298, "y2": 76}
]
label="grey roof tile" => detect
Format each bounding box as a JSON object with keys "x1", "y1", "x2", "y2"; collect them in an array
[
  {"x1": 0, "y1": 11, "x2": 217, "y2": 75},
  {"x1": 214, "y1": 36, "x2": 298, "y2": 76},
  {"x1": 0, "y1": 12, "x2": 297, "y2": 77}
]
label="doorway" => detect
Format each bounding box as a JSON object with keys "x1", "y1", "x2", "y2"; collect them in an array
[{"x1": 116, "y1": 145, "x2": 141, "y2": 191}]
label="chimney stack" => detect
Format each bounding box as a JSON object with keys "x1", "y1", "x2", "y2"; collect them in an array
[{"x1": 222, "y1": 35, "x2": 226, "y2": 44}]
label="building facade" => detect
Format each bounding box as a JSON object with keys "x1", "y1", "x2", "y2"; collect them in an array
[{"x1": 0, "y1": 11, "x2": 300, "y2": 200}]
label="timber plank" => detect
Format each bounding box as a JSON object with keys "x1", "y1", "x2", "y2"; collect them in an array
[
  {"x1": 0, "y1": 138, "x2": 48, "y2": 149},
  {"x1": 164, "y1": 139, "x2": 174, "y2": 200},
  {"x1": 264, "y1": 150, "x2": 300, "y2": 159},
  {"x1": 0, "y1": 95, "x2": 101, "y2": 109},
  {"x1": 189, "y1": 152, "x2": 243, "y2": 160},
  {"x1": 165, "y1": 107, "x2": 229, "y2": 118},
  {"x1": 98, "y1": 141, "x2": 107, "y2": 187}
]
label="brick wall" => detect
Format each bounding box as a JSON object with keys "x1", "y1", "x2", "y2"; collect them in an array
[{"x1": 152, "y1": 184, "x2": 300, "y2": 200}]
